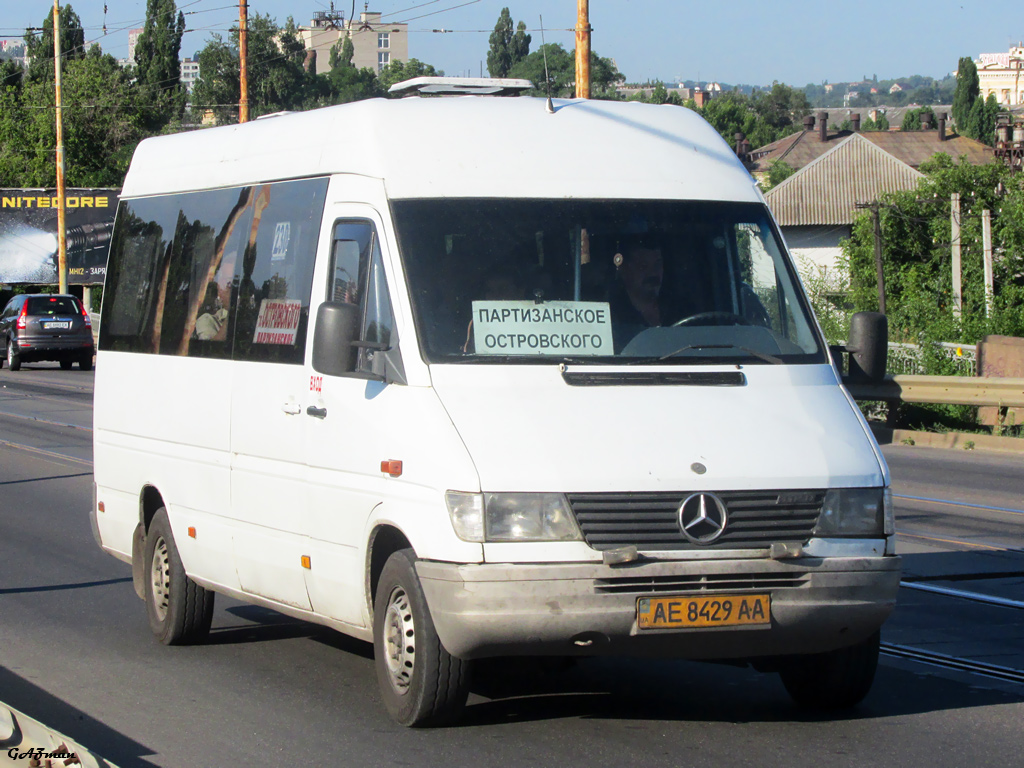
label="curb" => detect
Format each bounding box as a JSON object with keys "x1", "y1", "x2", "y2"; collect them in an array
[
  {"x1": 869, "y1": 423, "x2": 1024, "y2": 455},
  {"x1": 1, "y1": 701, "x2": 117, "y2": 767}
]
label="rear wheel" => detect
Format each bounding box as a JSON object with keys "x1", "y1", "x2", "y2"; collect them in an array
[
  {"x1": 79, "y1": 354, "x2": 94, "y2": 371},
  {"x1": 7, "y1": 339, "x2": 21, "y2": 371},
  {"x1": 779, "y1": 630, "x2": 880, "y2": 710},
  {"x1": 144, "y1": 508, "x2": 214, "y2": 645},
  {"x1": 373, "y1": 549, "x2": 471, "y2": 727},
  {"x1": 60, "y1": 359, "x2": 74, "y2": 370}
]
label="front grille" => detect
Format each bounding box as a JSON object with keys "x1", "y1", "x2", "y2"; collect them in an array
[
  {"x1": 595, "y1": 571, "x2": 810, "y2": 595},
  {"x1": 568, "y1": 490, "x2": 824, "y2": 551}
]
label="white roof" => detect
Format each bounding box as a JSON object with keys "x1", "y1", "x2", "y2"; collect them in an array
[{"x1": 122, "y1": 96, "x2": 759, "y2": 203}]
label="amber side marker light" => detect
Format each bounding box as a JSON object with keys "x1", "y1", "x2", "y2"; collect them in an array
[
  {"x1": 301, "y1": 555, "x2": 312, "y2": 569},
  {"x1": 380, "y1": 460, "x2": 403, "y2": 477},
  {"x1": 188, "y1": 526, "x2": 197, "y2": 539},
  {"x1": 97, "y1": 502, "x2": 105, "y2": 513}
]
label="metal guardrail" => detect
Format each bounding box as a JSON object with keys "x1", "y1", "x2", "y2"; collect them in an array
[{"x1": 845, "y1": 375, "x2": 1024, "y2": 408}]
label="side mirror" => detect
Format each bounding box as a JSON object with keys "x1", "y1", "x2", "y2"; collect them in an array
[
  {"x1": 312, "y1": 301, "x2": 360, "y2": 376},
  {"x1": 846, "y1": 311, "x2": 888, "y2": 383}
]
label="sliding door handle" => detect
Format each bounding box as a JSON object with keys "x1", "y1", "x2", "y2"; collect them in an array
[{"x1": 306, "y1": 405, "x2": 328, "y2": 419}]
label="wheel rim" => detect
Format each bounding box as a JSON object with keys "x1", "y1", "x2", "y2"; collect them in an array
[
  {"x1": 383, "y1": 586, "x2": 416, "y2": 694},
  {"x1": 150, "y1": 535, "x2": 171, "y2": 622}
]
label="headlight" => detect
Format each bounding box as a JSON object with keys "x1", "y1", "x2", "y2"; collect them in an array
[
  {"x1": 445, "y1": 491, "x2": 582, "y2": 542},
  {"x1": 813, "y1": 488, "x2": 886, "y2": 537}
]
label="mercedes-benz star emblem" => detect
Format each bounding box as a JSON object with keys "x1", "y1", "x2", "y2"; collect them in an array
[{"x1": 678, "y1": 493, "x2": 728, "y2": 544}]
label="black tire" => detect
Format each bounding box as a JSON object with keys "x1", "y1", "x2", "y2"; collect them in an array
[
  {"x1": 143, "y1": 508, "x2": 214, "y2": 645},
  {"x1": 60, "y1": 359, "x2": 74, "y2": 370},
  {"x1": 7, "y1": 339, "x2": 21, "y2": 371},
  {"x1": 373, "y1": 549, "x2": 471, "y2": 727},
  {"x1": 79, "y1": 354, "x2": 94, "y2": 371},
  {"x1": 779, "y1": 630, "x2": 880, "y2": 710}
]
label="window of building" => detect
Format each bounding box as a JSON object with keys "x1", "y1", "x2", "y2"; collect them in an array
[
  {"x1": 378, "y1": 51, "x2": 390, "y2": 70},
  {"x1": 378, "y1": 32, "x2": 389, "y2": 49}
]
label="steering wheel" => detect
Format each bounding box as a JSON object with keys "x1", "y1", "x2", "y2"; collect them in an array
[{"x1": 671, "y1": 311, "x2": 754, "y2": 327}]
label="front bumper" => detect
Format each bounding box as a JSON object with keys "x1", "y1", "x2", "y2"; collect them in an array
[{"x1": 417, "y1": 553, "x2": 901, "y2": 660}]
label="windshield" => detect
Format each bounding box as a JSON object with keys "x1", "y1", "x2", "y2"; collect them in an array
[{"x1": 393, "y1": 199, "x2": 824, "y2": 365}]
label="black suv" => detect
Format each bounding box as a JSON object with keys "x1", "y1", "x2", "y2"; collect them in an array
[{"x1": 0, "y1": 294, "x2": 95, "y2": 371}]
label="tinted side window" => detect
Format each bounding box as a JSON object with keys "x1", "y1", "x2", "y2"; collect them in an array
[
  {"x1": 101, "y1": 187, "x2": 254, "y2": 359},
  {"x1": 330, "y1": 220, "x2": 395, "y2": 376},
  {"x1": 101, "y1": 177, "x2": 328, "y2": 364},
  {"x1": 232, "y1": 178, "x2": 330, "y2": 364}
]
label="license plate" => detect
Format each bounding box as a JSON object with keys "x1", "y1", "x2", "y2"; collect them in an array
[
  {"x1": 44, "y1": 321, "x2": 71, "y2": 330},
  {"x1": 637, "y1": 593, "x2": 770, "y2": 630}
]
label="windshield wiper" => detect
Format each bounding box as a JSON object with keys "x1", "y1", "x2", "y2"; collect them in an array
[{"x1": 657, "y1": 343, "x2": 784, "y2": 365}]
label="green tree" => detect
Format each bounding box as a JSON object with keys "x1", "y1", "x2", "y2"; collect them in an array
[
  {"x1": 507, "y1": 43, "x2": 622, "y2": 98},
  {"x1": 487, "y1": 8, "x2": 531, "y2": 78},
  {"x1": 840, "y1": 157, "x2": 1024, "y2": 346},
  {"x1": 190, "y1": 34, "x2": 239, "y2": 125},
  {"x1": 134, "y1": 0, "x2": 186, "y2": 129},
  {"x1": 24, "y1": 4, "x2": 86, "y2": 84},
  {"x1": 966, "y1": 93, "x2": 1000, "y2": 145},
  {"x1": 761, "y1": 160, "x2": 796, "y2": 192},
  {"x1": 900, "y1": 106, "x2": 935, "y2": 132},
  {"x1": 750, "y1": 82, "x2": 811, "y2": 136},
  {"x1": 862, "y1": 113, "x2": 889, "y2": 131},
  {"x1": 191, "y1": 14, "x2": 314, "y2": 124},
  {"x1": 377, "y1": 58, "x2": 442, "y2": 95},
  {"x1": 0, "y1": 46, "x2": 147, "y2": 187},
  {"x1": 951, "y1": 56, "x2": 979, "y2": 132},
  {"x1": 326, "y1": 36, "x2": 380, "y2": 103},
  {"x1": 510, "y1": 21, "x2": 531, "y2": 68}
]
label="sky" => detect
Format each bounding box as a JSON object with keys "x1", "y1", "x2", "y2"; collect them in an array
[{"x1": 1, "y1": 0, "x2": 1022, "y2": 87}]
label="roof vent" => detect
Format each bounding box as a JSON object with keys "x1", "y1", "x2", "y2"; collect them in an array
[{"x1": 388, "y1": 77, "x2": 534, "y2": 97}]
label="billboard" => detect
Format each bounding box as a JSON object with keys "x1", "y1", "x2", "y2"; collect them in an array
[{"x1": 0, "y1": 189, "x2": 120, "y2": 285}]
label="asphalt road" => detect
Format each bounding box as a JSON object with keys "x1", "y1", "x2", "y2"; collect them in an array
[{"x1": 1, "y1": 363, "x2": 1022, "y2": 767}]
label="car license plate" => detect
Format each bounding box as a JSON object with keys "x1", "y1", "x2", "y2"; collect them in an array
[
  {"x1": 44, "y1": 321, "x2": 71, "y2": 330},
  {"x1": 637, "y1": 593, "x2": 770, "y2": 630}
]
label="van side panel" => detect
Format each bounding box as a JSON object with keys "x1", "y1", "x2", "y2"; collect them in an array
[{"x1": 93, "y1": 352, "x2": 236, "y2": 587}]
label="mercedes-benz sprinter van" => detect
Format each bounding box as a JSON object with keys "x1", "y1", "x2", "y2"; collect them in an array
[{"x1": 92, "y1": 79, "x2": 900, "y2": 726}]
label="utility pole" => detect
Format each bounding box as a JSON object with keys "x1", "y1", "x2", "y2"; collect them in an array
[
  {"x1": 53, "y1": 0, "x2": 67, "y2": 294},
  {"x1": 951, "y1": 192, "x2": 962, "y2": 319},
  {"x1": 855, "y1": 202, "x2": 886, "y2": 314},
  {"x1": 983, "y1": 208, "x2": 994, "y2": 317},
  {"x1": 575, "y1": 0, "x2": 591, "y2": 99},
  {"x1": 239, "y1": 0, "x2": 249, "y2": 122}
]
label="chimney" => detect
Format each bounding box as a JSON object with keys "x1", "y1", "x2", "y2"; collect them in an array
[
  {"x1": 851, "y1": 113, "x2": 861, "y2": 132},
  {"x1": 803, "y1": 114, "x2": 815, "y2": 132},
  {"x1": 817, "y1": 111, "x2": 828, "y2": 142},
  {"x1": 938, "y1": 113, "x2": 947, "y2": 142},
  {"x1": 921, "y1": 112, "x2": 932, "y2": 131}
]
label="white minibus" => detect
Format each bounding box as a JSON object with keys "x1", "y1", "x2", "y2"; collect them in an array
[{"x1": 92, "y1": 79, "x2": 900, "y2": 726}]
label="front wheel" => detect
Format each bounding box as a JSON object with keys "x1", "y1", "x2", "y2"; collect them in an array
[
  {"x1": 373, "y1": 549, "x2": 471, "y2": 727},
  {"x1": 7, "y1": 340, "x2": 21, "y2": 371},
  {"x1": 144, "y1": 508, "x2": 214, "y2": 645},
  {"x1": 779, "y1": 630, "x2": 880, "y2": 710}
]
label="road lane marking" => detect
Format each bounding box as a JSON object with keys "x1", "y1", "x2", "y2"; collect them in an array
[
  {"x1": 881, "y1": 642, "x2": 1024, "y2": 685},
  {"x1": 899, "y1": 581, "x2": 1024, "y2": 610},
  {"x1": 894, "y1": 493, "x2": 1024, "y2": 517},
  {"x1": 0, "y1": 439, "x2": 93, "y2": 467},
  {"x1": 896, "y1": 531, "x2": 1010, "y2": 551},
  {"x1": 0, "y1": 410, "x2": 92, "y2": 432}
]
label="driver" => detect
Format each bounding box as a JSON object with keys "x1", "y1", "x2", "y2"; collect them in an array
[{"x1": 609, "y1": 235, "x2": 666, "y2": 351}]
